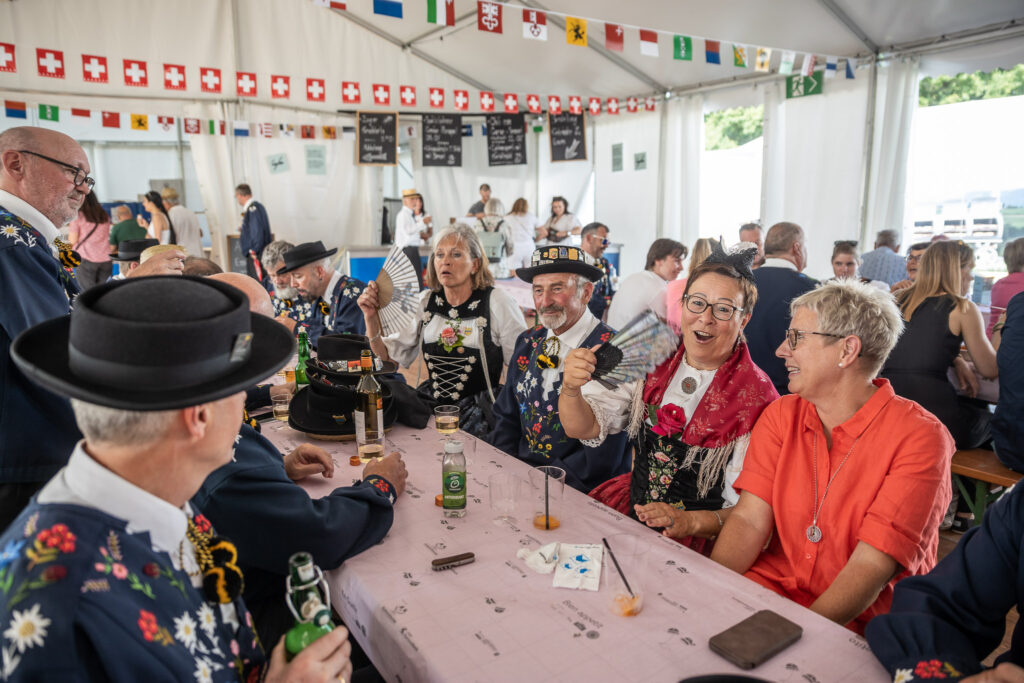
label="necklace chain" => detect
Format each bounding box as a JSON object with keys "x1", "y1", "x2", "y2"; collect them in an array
[{"x1": 810, "y1": 432, "x2": 861, "y2": 532}]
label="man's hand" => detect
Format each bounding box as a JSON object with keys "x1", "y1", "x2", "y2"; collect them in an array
[
  {"x1": 283, "y1": 444, "x2": 335, "y2": 481},
  {"x1": 562, "y1": 345, "x2": 599, "y2": 391},
  {"x1": 128, "y1": 249, "x2": 185, "y2": 277},
  {"x1": 963, "y1": 663, "x2": 1024, "y2": 682},
  {"x1": 264, "y1": 626, "x2": 352, "y2": 683},
  {"x1": 356, "y1": 280, "x2": 380, "y2": 316},
  {"x1": 363, "y1": 452, "x2": 408, "y2": 497},
  {"x1": 270, "y1": 383, "x2": 295, "y2": 401},
  {"x1": 952, "y1": 356, "x2": 979, "y2": 398}
]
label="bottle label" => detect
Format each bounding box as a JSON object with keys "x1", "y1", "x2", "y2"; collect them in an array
[
  {"x1": 442, "y1": 472, "x2": 466, "y2": 509},
  {"x1": 354, "y1": 410, "x2": 366, "y2": 443}
]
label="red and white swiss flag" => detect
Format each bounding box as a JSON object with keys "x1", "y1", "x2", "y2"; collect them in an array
[
  {"x1": 270, "y1": 75, "x2": 290, "y2": 99},
  {"x1": 588, "y1": 97, "x2": 601, "y2": 115},
  {"x1": 568, "y1": 96, "x2": 582, "y2": 115},
  {"x1": 157, "y1": 116, "x2": 174, "y2": 131},
  {"x1": 428, "y1": 87, "x2": 444, "y2": 109},
  {"x1": 372, "y1": 83, "x2": 391, "y2": 106},
  {"x1": 0, "y1": 43, "x2": 16, "y2": 73},
  {"x1": 163, "y1": 64, "x2": 186, "y2": 90},
  {"x1": 184, "y1": 118, "x2": 201, "y2": 134},
  {"x1": 607, "y1": 98, "x2": 620, "y2": 115},
  {"x1": 526, "y1": 94, "x2": 541, "y2": 114},
  {"x1": 479, "y1": 91, "x2": 495, "y2": 112},
  {"x1": 101, "y1": 111, "x2": 120, "y2": 128},
  {"x1": 399, "y1": 85, "x2": 416, "y2": 107},
  {"x1": 81, "y1": 55, "x2": 107, "y2": 83},
  {"x1": 645, "y1": 97, "x2": 656, "y2": 112},
  {"x1": 236, "y1": 72, "x2": 257, "y2": 97},
  {"x1": 123, "y1": 59, "x2": 148, "y2": 87},
  {"x1": 503, "y1": 93, "x2": 518, "y2": 113},
  {"x1": 200, "y1": 67, "x2": 222, "y2": 93},
  {"x1": 453, "y1": 89, "x2": 469, "y2": 111},
  {"x1": 306, "y1": 78, "x2": 325, "y2": 102},
  {"x1": 627, "y1": 97, "x2": 638, "y2": 113},
  {"x1": 36, "y1": 48, "x2": 65, "y2": 79},
  {"x1": 547, "y1": 95, "x2": 561, "y2": 115},
  {"x1": 342, "y1": 81, "x2": 361, "y2": 104}
]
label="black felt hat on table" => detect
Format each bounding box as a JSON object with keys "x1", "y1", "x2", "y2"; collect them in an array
[
  {"x1": 288, "y1": 369, "x2": 397, "y2": 439},
  {"x1": 308, "y1": 333, "x2": 399, "y2": 379},
  {"x1": 11, "y1": 276, "x2": 295, "y2": 410},
  {"x1": 113, "y1": 238, "x2": 160, "y2": 262},
  {"x1": 515, "y1": 244, "x2": 603, "y2": 283},
  {"x1": 276, "y1": 241, "x2": 338, "y2": 275}
]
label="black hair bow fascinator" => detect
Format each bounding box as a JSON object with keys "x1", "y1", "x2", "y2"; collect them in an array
[{"x1": 703, "y1": 239, "x2": 758, "y2": 282}]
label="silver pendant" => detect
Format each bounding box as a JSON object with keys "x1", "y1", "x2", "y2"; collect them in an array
[
  {"x1": 806, "y1": 524, "x2": 822, "y2": 543},
  {"x1": 681, "y1": 376, "x2": 698, "y2": 394}
]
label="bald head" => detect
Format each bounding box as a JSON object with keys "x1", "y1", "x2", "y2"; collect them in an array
[
  {"x1": 209, "y1": 272, "x2": 275, "y2": 319},
  {"x1": 0, "y1": 126, "x2": 90, "y2": 228}
]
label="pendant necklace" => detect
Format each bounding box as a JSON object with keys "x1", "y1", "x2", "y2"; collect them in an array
[
  {"x1": 680, "y1": 354, "x2": 709, "y2": 395},
  {"x1": 806, "y1": 431, "x2": 862, "y2": 543}
]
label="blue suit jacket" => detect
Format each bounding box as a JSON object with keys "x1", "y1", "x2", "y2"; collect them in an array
[
  {"x1": 240, "y1": 200, "x2": 271, "y2": 258},
  {"x1": 993, "y1": 291, "x2": 1024, "y2": 471},
  {"x1": 744, "y1": 265, "x2": 818, "y2": 394}
]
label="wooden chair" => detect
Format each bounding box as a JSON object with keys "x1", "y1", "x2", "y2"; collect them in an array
[{"x1": 951, "y1": 449, "x2": 1022, "y2": 526}]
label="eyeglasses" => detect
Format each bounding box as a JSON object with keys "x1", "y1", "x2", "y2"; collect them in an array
[
  {"x1": 906, "y1": 253, "x2": 924, "y2": 262},
  {"x1": 785, "y1": 328, "x2": 844, "y2": 350},
  {"x1": 18, "y1": 150, "x2": 95, "y2": 189},
  {"x1": 684, "y1": 294, "x2": 744, "y2": 321}
]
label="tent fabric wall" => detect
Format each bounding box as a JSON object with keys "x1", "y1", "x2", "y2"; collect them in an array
[{"x1": 660, "y1": 95, "x2": 704, "y2": 248}]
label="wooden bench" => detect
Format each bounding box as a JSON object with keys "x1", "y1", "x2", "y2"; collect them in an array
[{"x1": 951, "y1": 449, "x2": 1023, "y2": 525}]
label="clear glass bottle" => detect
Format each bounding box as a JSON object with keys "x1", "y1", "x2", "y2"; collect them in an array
[
  {"x1": 355, "y1": 349, "x2": 384, "y2": 462},
  {"x1": 442, "y1": 439, "x2": 467, "y2": 518}
]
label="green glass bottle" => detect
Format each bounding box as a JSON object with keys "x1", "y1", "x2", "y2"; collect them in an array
[
  {"x1": 284, "y1": 552, "x2": 334, "y2": 661},
  {"x1": 295, "y1": 330, "x2": 310, "y2": 385}
]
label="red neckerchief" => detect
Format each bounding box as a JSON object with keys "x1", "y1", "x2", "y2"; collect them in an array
[{"x1": 641, "y1": 341, "x2": 778, "y2": 448}]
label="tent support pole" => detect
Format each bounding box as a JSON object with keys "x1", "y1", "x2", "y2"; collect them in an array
[
  {"x1": 858, "y1": 60, "x2": 880, "y2": 245},
  {"x1": 815, "y1": 0, "x2": 879, "y2": 52},
  {"x1": 655, "y1": 101, "x2": 669, "y2": 239}
]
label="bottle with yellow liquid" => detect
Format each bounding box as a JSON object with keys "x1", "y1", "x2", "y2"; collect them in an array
[
  {"x1": 355, "y1": 349, "x2": 384, "y2": 462},
  {"x1": 284, "y1": 552, "x2": 334, "y2": 660}
]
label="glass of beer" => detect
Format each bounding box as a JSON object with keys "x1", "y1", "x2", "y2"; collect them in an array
[
  {"x1": 357, "y1": 441, "x2": 384, "y2": 463},
  {"x1": 272, "y1": 395, "x2": 290, "y2": 422},
  {"x1": 528, "y1": 466, "x2": 565, "y2": 531},
  {"x1": 434, "y1": 405, "x2": 460, "y2": 437}
]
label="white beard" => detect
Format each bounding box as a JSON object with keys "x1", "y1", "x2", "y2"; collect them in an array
[{"x1": 275, "y1": 285, "x2": 299, "y2": 300}]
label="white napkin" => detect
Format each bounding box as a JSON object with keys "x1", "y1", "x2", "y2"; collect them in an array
[
  {"x1": 552, "y1": 543, "x2": 603, "y2": 591},
  {"x1": 517, "y1": 542, "x2": 559, "y2": 574}
]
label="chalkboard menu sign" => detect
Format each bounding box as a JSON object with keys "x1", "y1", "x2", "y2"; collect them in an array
[
  {"x1": 422, "y1": 114, "x2": 463, "y2": 167},
  {"x1": 357, "y1": 111, "x2": 398, "y2": 166},
  {"x1": 548, "y1": 112, "x2": 587, "y2": 162},
  {"x1": 485, "y1": 114, "x2": 527, "y2": 166}
]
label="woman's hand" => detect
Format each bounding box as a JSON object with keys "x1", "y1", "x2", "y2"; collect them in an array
[
  {"x1": 562, "y1": 345, "x2": 598, "y2": 391},
  {"x1": 136, "y1": 215, "x2": 149, "y2": 228},
  {"x1": 357, "y1": 280, "x2": 380, "y2": 316},
  {"x1": 634, "y1": 503, "x2": 701, "y2": 539},
  {"x1": 264, "y1": 626, "x2": 352, "y2": 683}
]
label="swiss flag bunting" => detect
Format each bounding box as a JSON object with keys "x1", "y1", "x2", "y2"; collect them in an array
[
  {"x1": 271, "y1": 75, "x2": 290, "y2": 99},
  {"x1": 477, "y1": 1, "x2": 502, "y2": 33},
  {"x1": 372, "y1": 83, "x2": 391, "y2": 105},
  {"x1": 0, "y1": 43, "x2": 16, "y2": 73},
  {"x1": 429, "y1": 87, "x2": 444, "y2": 108},
  {"x1": 526, "y1": 94, "x2": 541, "y2": 114},
  {"x1": 200, "y1": 67, "x2": 222, "y2": 93},
  {"x1": 547, "y1": 95, "x2": 561, "y2": 115},
  {"x1": 568, "y1": 96, "x2": 582, "y2": 115},
  {"x1": 306, "y1": 78, "x2": 325, "y2": 102},
  {"x1": 627, "y1": 97, "x2": 638, "y2": 113},
  {"x1": 453, "y1": 89, "x2": 469, "y2": 111},
  {"x1": 342, "y1": 81, "x2": 361, "y2": 104},
  {"x1": 123, "y1": 59, "x2": 148, "y2": 87},
  {"x1": 503, "y1": 93, "x2": 518, "y2": 113},
  {"x1": 588, "y1": 97, "x2": 601, "y2": 115},
  {"x1": 36, "y1": 48, "x2": 65, "y2": 78},
  {"x1": 399, "y1": 85, "x2": 416, "y2": 107},
  {"x1": 82, "y1": 54, "x2": 107, "y2": 83},
  {"x1": 163, "y1": 64, "x2": 186, "y2": 90},
  {"x1": 236, "y1": 72, "x2": 257, "y2": 97},
  {"x1": 184, "y1": 118, "x2": 201, "y2": 134},
  {"x1": 301, "y1": 125, "x2": 316, "y2": 139},
  {"x1": 101, "y1": 111, "x2": 120, "y2": 128},
  {"x1": 479, "y1": 91, "x2": 494, "y2": 112},
  {"x1": 606, "y1": 98, "x2": 620, "y2": 115},
  {"x1": 645, "y1": 97, "x2": 656, "y2": 111}
]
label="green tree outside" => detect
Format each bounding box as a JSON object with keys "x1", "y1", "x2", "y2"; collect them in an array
[
  {"x1": 919, "y1": 64, "x2": 1024, "y2": 107},
  {"x1": 704, "y1": 106, "x2": 763, "y2": 151}
]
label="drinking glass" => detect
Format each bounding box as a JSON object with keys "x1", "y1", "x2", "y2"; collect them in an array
[
  {"x1": 603, "y1": 534, "x2": 648, "y2": 617},
  {"x1": 271, "y1": 395, "x2": 290, "y2": 422},
  {"x1": 489, "y1": 473, "x2": 525, "y2": 523},
  {"x1": 528, "y1": 466, "x2": 565, "y2": 531}
]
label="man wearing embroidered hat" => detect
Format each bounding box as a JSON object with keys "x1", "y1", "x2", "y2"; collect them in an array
[
  {"x1": 4, "y1": 276, "x2": 353, "y2": 681},
  {"x1": 489, "y1": 245, "x2": 630, "y2": 492},
  {"x1": 279, "y1": 240, "x2": 367, "y2": 348},
  {"x1": 161, "y1": 186, "x2": 203, "y2": 257},
  {"x1": 0, "y1": 127, "x2": 183, "y2": 530}
]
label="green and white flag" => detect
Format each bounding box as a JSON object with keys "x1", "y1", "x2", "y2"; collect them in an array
[
  {"x1": 38, "y1": 104, "x2": 58, "y2": 121},
  {"x1": 673, "y1": 35, "x2": 692, "y2": 61},
  {"x1": 427, "y1": 0, "x2": 454, "y2": 26}
]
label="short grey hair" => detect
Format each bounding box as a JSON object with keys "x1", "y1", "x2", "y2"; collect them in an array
[
  {"x1": 567, "y1": 274, "x2": 592, "y2": 302},
  {"x1": 71, "y1": 399, "x2": 176, "y2": 446},
  {"x1": 790, "y1": 279, "x2": 904, "y2": 376},
  {"x1": 261, "y1": 240, "x2": 295, "y2": 273},
  {"x1": 114, "y1": 205, "x2": 132, "y2": 220},
  {"x1": 876, "y1": 229, "x2": 900, "y2": 248},
  {"x1": 484, "y1": 198, "x2": 506, "y2": 217}
]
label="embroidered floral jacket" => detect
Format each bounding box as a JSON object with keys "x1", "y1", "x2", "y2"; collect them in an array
[
  {"x1": 0, "y1": 502, "x2": 264, "y2": 681},
  {"x1": 587, "y1": 256, "x2": 617, "y2": 320},
  {"x1": 301, "y1": 275, "x2": 366, "y2": 348}
]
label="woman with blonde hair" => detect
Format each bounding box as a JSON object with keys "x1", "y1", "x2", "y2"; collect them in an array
[
  {"x1": 666, "y1": 238, "x2": 719, "y2": 333},
  {"x1": 881, "y1": 240, "x2": 997, "y2": 450},
  {"x1": 358, "y1": 223, "x2": 526, "y2": 436}
]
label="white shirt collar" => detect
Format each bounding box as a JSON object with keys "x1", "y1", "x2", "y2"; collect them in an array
[
  {"x1": 761, "y1": 257, "x2": 798, "y2": 271},
  {"x1": 0, "y1": 188, "x2": 60, "y2": 250},
  {"x1": 325, "y1": 268, "x2": 343, "y2": 303},
  {"x1": 545, "y1": 306, "x2": 599, "y2": 350},
  {"x1": 37, "y1": 441, "x2": 189, "y2": 556},
  {"x1": 242, "y1": 197, "x2": 254, "y2": 212}
]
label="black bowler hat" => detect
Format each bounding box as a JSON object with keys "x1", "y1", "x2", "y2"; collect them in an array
[
  {"x1": 288, "y1": 371, "x2": 397, "y2": 439},
  {"x1": 276, "y1": 241, "x2": 338, "y2": 275},
  {"x1": 516, "y1": 245, "x2": 603, "y2": 283},
  {"x1": 11, "y1": 276, "x2": 295, "y2": 410},
  {"x1": 113, "y1": 238, "x2": 160, "y2": 262},
  {"x1": 308, "y1": 334, "x2": 399, "y2": 380}
]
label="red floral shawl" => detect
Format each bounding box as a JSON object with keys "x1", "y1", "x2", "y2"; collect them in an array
[{"x1": 641, "y1": 341, "x2": 779, "y2": 449}]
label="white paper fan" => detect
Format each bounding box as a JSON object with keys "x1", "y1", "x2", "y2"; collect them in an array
[{"x1": 377, "y1": 245, "x2": 421, "y2": 336}]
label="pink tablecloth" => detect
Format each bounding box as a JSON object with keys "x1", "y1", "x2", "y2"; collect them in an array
[{"x1": 264, "y1": 422, "x2": 887, "y2": 683}]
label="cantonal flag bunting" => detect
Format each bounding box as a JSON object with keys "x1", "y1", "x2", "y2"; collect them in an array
[
  {"x1": 800, "y1": 54, "x2": 817, "y2": 77},
  {"x1": 523, "y1": 9, "x2": 547, "y2": 40},
  {"x1": 755, "y1": 48, "x2": 772, "y2": 72},
  {"x1": 71, "y1": 108, "x2": 90, "y2": 118},
  {"x1": 301, "y1": 125, "x2": 316, "y2": 139},
  {"x1": 280, "y1": 124, "x2": 295, "y2": 138},
  {"x1": 130, "y1": 114, "x2": 148, "y2": 131},
  {"x1": 373, "y1": 0, "x2": 402, "y2": 17},
  {"x1": 158, "y1": 115, "x2": 174, "y2": 131},
  {"x1": 209, "y1": 120, "x2": 225, "y2": 135},
  {"x1": 673, "y1": 35, "x2": 692, "y2": 60},
  {"x1": 312, "y1": 0, "x2": 347, "y2": 9},
  {"x1": 477, "y1": 1, "x2": 501, "y2": 33},
  {"x1": 565, "y1": 17, "x2": 587, "y2": 47},
  {"x1": 705, "y1": 40, "x2": 721, "y2": 64},
  {"x1": 605, "y1": 23, "x2": 624, "y2": 51},
  {"x1": 427, "y1": 0, "x2": 454, "y2": 26},
  {"x1": 233, "y1": 120, "x2": 250, "y2": 137},
  {"x1": 322, "y1": 126, "x2": 337, "y2": 139},
  {"x1": 102, "y1": 111, "x2": 120, "y2": 128},
  {"x1": 258, "y1": 123, "x2": 273, "y2": 138},
  {"x1": 4, "y1": 100, "x2": 27, "y2": 118},
  {"x1": 779, "y1": 50, "x2": 796, "y2": 75},
  {"x1": 846, "y1": 58, "x2": 855, "y2": 79},
  {"x1": 184, "y1": 118, "x2": 200, "y2": 134},
  {"x1": 825, "y1": 55, "x2": 838, "y2": 78},
  {"x1": 39, "y1": 104, "x2": 58, "y2": 121},
  {"x1": 733, "y1": 45, "x2": 747, "y2": 67},
  {"x1": 341, "y1": 126, "x2": 356, "y2": 140},
  {"x1": 639, "y1": 29, "x2": 658, "y2": 57}
]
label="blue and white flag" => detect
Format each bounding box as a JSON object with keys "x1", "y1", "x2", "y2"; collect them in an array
[
  {"x1": 373, "y1": 0, "x2": 402, "y2": 17},
  {"x1": 825, "y1": 56, "x2": 838, "y2": 79},
  {"x1": 233, "y1": 120, "x2": 251, "y2": 137},
  {"x1": 845, "y1": 58, "x2": 856, "y2": 79}
]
